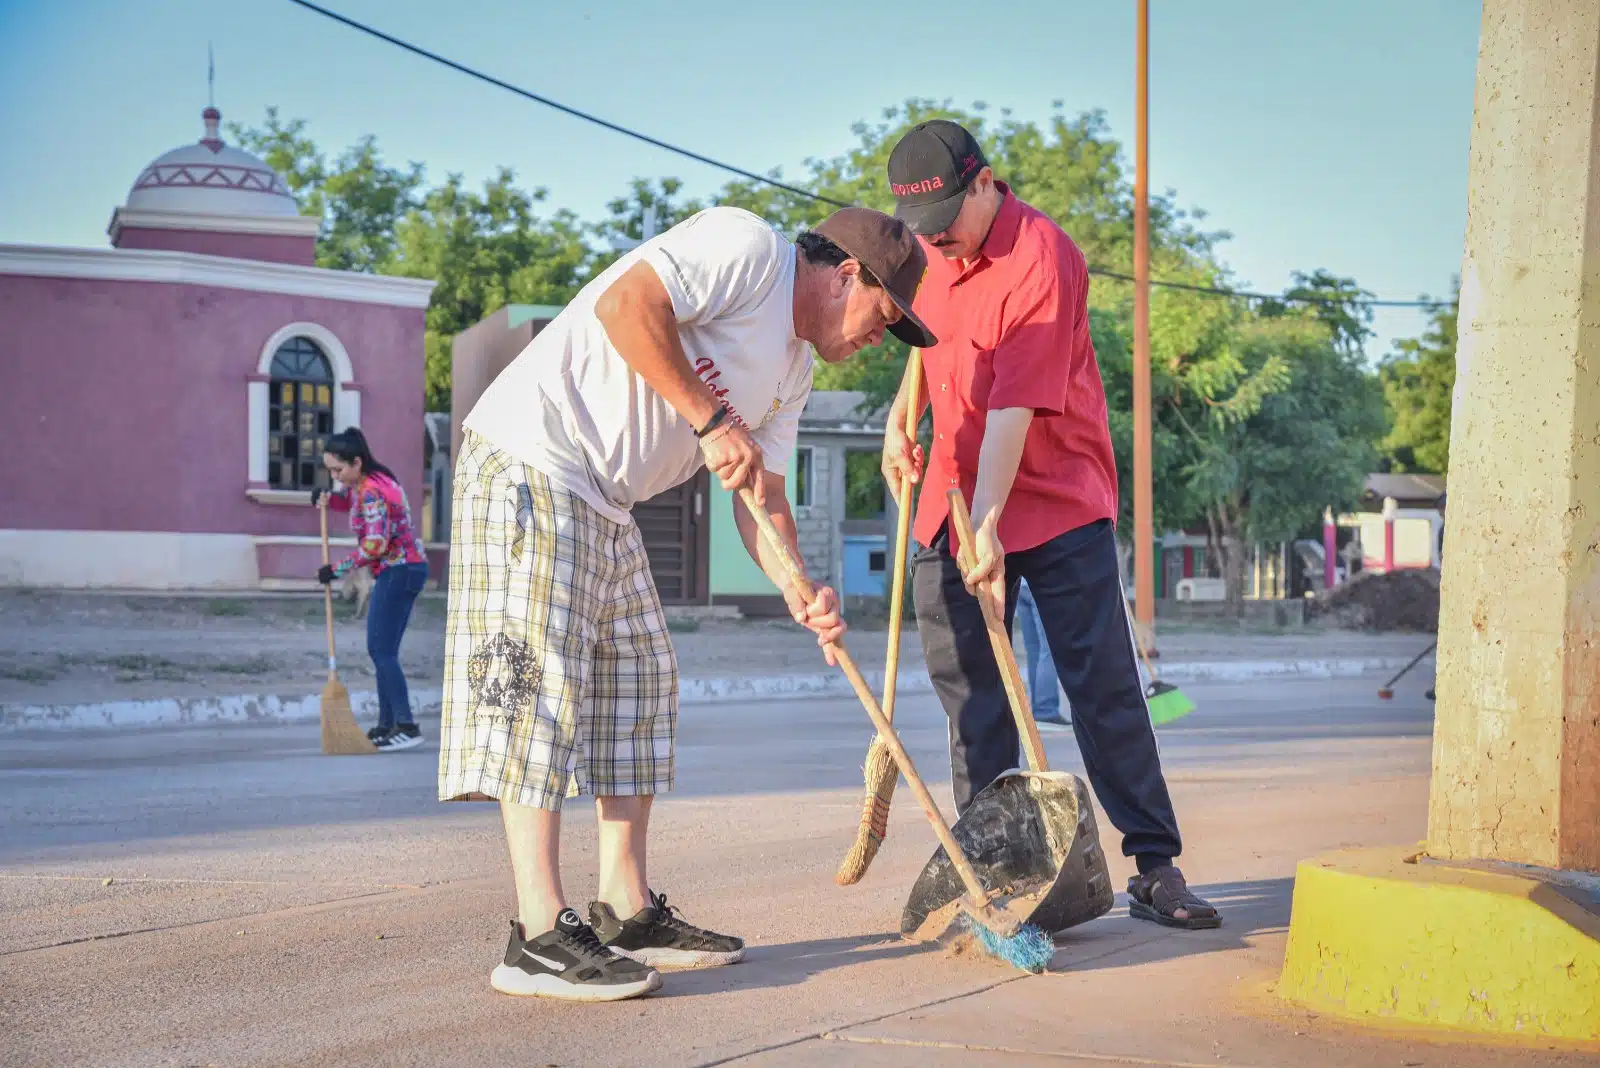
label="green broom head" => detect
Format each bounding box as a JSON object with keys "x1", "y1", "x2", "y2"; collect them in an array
[{"x1": 1145, "y1": 680, "x2": 1195, "y2": 726}]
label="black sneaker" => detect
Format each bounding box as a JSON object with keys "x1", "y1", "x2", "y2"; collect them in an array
[
  {"x1": 366, "y1": 726, "x2": 387, "y2": 743},
  {"x1": 589, "y1": 890, "x2": 745, "y2": 969},
  {"x1": 490, "y1": 910, "x2": 661, "y2": 1002},
  {"x1": 376, "y1": 724, "x2": 422, "y2": 751}
]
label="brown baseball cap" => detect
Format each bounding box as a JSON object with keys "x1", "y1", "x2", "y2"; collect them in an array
[{"x1": 813, "y1": 207, "x2": 938, "y2": 348}]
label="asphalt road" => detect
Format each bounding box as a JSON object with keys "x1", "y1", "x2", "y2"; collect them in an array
[{"x1": 6, "y1": 679, "x2": 1576, "y2": 1068}]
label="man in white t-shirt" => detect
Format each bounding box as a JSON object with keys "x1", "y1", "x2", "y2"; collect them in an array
[{"x1": 438, "y1": 205, "x2": 936, "y2": 1002}]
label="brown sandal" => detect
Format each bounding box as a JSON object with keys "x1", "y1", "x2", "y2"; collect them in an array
[{"x1": 1127, "y1": 866, "x2": 1221, "y2": 930}]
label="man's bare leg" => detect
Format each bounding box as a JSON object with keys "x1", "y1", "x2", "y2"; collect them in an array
[
  {"x1": 501, "y1": 800, "x2": 565, "y2": 933},
  {"x1": 595, "y1": 794, "x2": 652, "y2": 917},
  {"x1": 587, "y1": 791, "x2": 746, "y2": 967}
]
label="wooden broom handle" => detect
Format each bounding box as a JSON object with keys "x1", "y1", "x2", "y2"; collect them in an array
[
  {"x1": 737, "y1": 487, "x2": 993, "y2": 908},
  {"x1": 946, "y1": 490, "x2": 1049, "y2": 774},
  {"x1": 882, "y1": 348, "x2": 923, "y2": 723},
  {"x1": 319, "y1": 498, "x2": 338, "y2": 671}
]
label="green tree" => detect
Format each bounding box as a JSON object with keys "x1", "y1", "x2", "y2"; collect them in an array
[
  {"x1": 389, "y1": 170, "x2": 590, "y2": 411},
  {"x1": 758, "y1": 99, "x2": 1227, "y2": 410},
  {"x1": 1268, "y1": 269, "x2": 1375, "y2": 358},
  {"x1": 226, "y1": 101, "x2": 1390, "y2": 554},
  {"x1": 229, "y1": 110, "x2": 425, "y2": 273},
  {"x1": 227, "y1": 108, "x2": 326, "y2": 207},
  {"x1": 585, "y1": 177, "x2": 708, "y2": 277},
  {"x1": 1164, "y1": 312, "x2": 1383, "y2": 598},
  {"x1": 1380, "y1": 286, "x2": 1458, "y2": 473}
]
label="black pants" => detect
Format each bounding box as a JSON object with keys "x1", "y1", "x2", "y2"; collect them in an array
[{"x1": 913, "y1": 518, "x2": 1183, "y2": 863}]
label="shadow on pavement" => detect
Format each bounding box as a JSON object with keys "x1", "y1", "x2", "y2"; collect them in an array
[
  {"x1": 1049, "y1": 875, "x2": 1293, "y2": 973},
  {"x1": 648, "y1": 932, "x2": 939, "y2": 998},
  {"x1": 647, "y1": 877, "x2": 1294, "y2": 998}
]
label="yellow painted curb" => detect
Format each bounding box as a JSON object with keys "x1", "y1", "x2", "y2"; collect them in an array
[{"x1": 1279, "y1": 847, "x2": 1600, "y2": 1042}]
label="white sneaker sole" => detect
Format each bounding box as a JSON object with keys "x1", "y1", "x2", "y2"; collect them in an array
[
  {"x1": 489, "y1": 963, "x2": 662, "y2": 1002},
  {"x1": 379, "y1": 734, "x2": 424, "y2": 751},
  {"x1": 611, "y1": 945, "x2": 745, "y2": 969}
]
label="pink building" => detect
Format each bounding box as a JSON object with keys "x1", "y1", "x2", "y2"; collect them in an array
[{"x1": 0, "y1": 107, "x2": 435, "y2": 590}]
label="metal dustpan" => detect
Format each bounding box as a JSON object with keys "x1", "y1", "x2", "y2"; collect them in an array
[{"x1": 900, "y1": 767, "x2": 1114, "y2": 941}]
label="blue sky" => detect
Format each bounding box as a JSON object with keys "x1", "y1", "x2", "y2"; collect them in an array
[{"x1": 0, "y1": 0, "x2": 1479, "y2": 357}]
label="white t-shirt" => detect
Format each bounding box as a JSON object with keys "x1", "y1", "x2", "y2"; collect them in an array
[{"x1": 465, "y1": 206, "x2": 815, "y2": 525}]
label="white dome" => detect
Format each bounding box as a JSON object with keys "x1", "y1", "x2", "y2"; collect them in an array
[{"x1": 124, "y1": 107, "x2": 300, "y2": 218}]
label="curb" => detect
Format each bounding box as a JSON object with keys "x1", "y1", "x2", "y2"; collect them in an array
[
  {"x1": 0, "y1": 691, "x2": 422, "y2": 733},
  {"x1": 0, "y1": 656, "x2": 1424, "y2": 734}
]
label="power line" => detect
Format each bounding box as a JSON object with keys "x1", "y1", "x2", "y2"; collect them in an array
[
  {"x1": 283, "y1": 0, "x2": 842, "y2": 209},
  {"x1": 285, "y1": 0, "x2": 1450, "y2": 311},
  {"x1": 1085, "y1": 267, "x2": 1451, "y2": 308}
]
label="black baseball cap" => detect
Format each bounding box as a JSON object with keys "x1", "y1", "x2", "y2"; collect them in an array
[
  {"x1": 887, "y1": 120, "x2": 988, "y2": 236},
  {"x1": 813, "y1": 207, "x2": 938, "y2": 348}
]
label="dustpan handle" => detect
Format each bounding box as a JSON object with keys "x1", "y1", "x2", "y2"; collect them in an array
[
  {"x1": 737, "y1": 487, "x2": 995, "y2": 908},
  {"x1": 946, "y1": 491, "x2": 1049, "y2": 774}
]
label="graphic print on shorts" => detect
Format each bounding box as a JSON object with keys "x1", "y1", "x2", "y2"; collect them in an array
[{"x1": 467, "y1": 634, "x2": 540, "y2": 715}]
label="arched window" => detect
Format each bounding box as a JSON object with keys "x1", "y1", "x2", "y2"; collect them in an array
[{"x1": 267, "y1": 337, "x2": 335, "y2": 491}]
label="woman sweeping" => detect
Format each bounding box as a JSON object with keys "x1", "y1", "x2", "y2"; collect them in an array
[{"x1": 312, "y1": 428, "x2": 430, "y2": 751}]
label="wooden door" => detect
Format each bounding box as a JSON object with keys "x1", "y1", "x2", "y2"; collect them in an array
[{"x1": 632, "y1": 469, "x2": 710, "y2": 604}]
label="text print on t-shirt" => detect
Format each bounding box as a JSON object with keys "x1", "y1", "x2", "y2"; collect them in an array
[{"x1": 694, "y1": 355, "x2": 778, "y2": 430}]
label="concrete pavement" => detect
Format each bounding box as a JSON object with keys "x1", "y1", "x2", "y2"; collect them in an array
[{"x1": 2, "y1": 679, "x2": 1593, "y2": 1067}]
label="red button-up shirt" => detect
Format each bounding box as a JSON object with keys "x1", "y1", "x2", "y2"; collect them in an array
[{"x1": 911, "y1": 183, "x2": 1119, "y2": 554}]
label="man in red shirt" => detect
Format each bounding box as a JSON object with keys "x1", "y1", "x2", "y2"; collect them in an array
[{"x1": 882, "y1": 120, "x2": 1218, "y2": 929}]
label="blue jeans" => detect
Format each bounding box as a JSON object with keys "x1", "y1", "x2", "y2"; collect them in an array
[
  {"x1": 368, "y1": 561, "x2": 428, "y2": 730},
  {"x1": 1016, "y1": 580, "x2": 1062, "y2": 720}
]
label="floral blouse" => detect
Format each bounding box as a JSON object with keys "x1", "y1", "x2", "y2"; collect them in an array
[{"x1": 326, "y1": 472, "x2": 426, "y2": 577}]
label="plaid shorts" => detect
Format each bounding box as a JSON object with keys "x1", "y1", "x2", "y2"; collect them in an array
[{"x1": 437, "y1": 430, "x2": 678, "y2": 810}]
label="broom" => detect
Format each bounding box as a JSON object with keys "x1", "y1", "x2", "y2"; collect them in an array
[
  {"x1": 836, "y1": 348, "x2": 921, "y2": 887},
  {"x1": 1377, "y1": 640, "x2": 1436, "y2": 699},
  {"x1": 1128, "y1": 612, "x2": 1195, "y2": 727},
  {"x1": 319, "y1": 497, "x2": 377, "y2": 756},
  {"x1": 740, "y1": 488, "x2": 1053, "y2": 973}
]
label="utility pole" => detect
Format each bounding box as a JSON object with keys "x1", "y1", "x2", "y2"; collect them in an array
[{"x1": 1132, "y1": 0, "x2": 1155, "y2": 641}]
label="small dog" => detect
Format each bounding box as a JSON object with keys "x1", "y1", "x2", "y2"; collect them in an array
[{"x1": 339, "y1": 566, "x2": 375, "y2": 619}]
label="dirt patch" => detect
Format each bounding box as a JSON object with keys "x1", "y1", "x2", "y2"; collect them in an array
[{"x1": 1307, "y1": 568, "x2": 1440, "y2": 632}]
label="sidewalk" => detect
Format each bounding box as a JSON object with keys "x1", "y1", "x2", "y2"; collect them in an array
[{"x1": 0, "y1": 590, "x2": 1436, "y2": 732}]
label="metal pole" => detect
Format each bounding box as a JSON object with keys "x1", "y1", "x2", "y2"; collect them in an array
[{"x1": 1133, "y1": 0, "x2": 1155, "y2": 637}]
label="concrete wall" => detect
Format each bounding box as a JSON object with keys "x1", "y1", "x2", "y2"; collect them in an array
[
  {"x1": 708, "y1": 450, "x2": 799, "y2": 596},
  {"x1": 449, "y1": 306, "x2": 555, "y2": 461},
  {"x1": 793, "y1": 442, "x2": 838, "y2": 587},
  {"x1": 112, "y1": 227, "x2": 316, "y2": 266},
  {"x1": 0, "y1": 272, "x2": 425, "y2": 580}
]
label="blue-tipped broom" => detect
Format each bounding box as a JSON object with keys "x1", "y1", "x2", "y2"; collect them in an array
[{"x1": 738, "y1": 489, "x2": 1053, "y2": 973}]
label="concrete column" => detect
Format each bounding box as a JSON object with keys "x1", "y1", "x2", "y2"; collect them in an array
[{"x1": 1426, "y1": 0, "x2": 1600, "y2": 873}]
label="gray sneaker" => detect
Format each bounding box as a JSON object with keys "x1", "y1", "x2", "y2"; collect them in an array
[
  {"x1": 589, "y1": 890, "x2": 745, "y2": 969},
  {"x1": 490, "y1": 910, "x2": 662, "y2": 1001}
]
